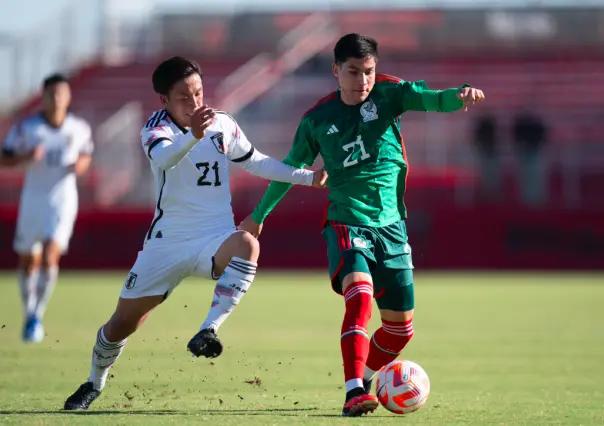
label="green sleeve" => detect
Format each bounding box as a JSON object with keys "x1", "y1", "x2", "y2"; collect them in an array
[
  {"x1": 395, "y1": 80, "x2": 471, "y2": 114},
  {"x1": 251, "y1": 117, "x2": 320, "y2": 224}
]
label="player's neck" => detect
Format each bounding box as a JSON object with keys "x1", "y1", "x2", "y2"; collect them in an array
[
  {"x1": 339, "y1": 90, "x2": 362, "y2": 106},
  {"x1": 164, "y1": 108, "x2": 190, "y2": 133},
  {"x1": 42, "y1": 111, "x2": 67, "y2": 128}
]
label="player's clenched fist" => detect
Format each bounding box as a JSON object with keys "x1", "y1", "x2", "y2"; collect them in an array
[
  {"x1": 312, "y1": 168, "x2": 328, "y2": 188},
  {"x1": 457, "y1": 87, "x2": 485, "y2": 111},
  {"x1": 190, "y1": 105, "x2": 215, "y2": 140}
]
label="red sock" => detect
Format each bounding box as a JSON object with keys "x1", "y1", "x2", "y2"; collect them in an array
[
  {"x1": 366, "y1": 319, "x2": 414, "y2": 374},
  {"x1": 340, "y1": 281, "x2": 373, "y2": 384}
]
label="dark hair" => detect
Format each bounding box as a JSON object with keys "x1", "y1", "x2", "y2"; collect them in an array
[
  {"x1": 42, "y1": 73, "x2": 69, "y2": 91},
  {"x1": 152, "y1": 56, "x2": 203, "y2": 95},
  {"x1": 334, "y1": 34, "x2": 378, "y2": 65}
]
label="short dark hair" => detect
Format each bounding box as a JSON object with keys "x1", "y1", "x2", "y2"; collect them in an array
[
  {"x1": 152, "y1": 56, "x2": 203, "y2": 95},
  {"x1": 334, "y1": 34, "x2": 379, "y2": 65},
  {"x1": 43, "y1": 73, "x2": 69, "y2": 91}
]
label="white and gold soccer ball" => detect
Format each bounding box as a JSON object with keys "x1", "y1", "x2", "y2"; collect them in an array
[{"x1": 375, "y1": 360, "x2": 430, "y2": 414}]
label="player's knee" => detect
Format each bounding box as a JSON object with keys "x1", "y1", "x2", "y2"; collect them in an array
[
  {"x1": 232, "y1": 230, "x2": 260, "y2": 262},
  {"x1": 18, "y1": 254, "x2": 40, "y2": 273},
  {"x1": 381, "y1": 310, "x2": 414, "y2": 341},
  {"x1": 41, "y1": 242, "x2": 61, "y2": 268},
  {"x1": 380, "y1": 309, "x2": 413, "y2": 323},
  {"x1": 342, "y1": 272, "x2": 373, "y2": 294}
]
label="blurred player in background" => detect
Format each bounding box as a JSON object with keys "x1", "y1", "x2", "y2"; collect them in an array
[
  {"x1": 63, "y1": 57, "x2": 327, "y2": 410},
  {"x1": 240, "y1": 34, "x2": 485, "y2": 416},
  {"x1": 0, "y1": 74, "x2": 93, "y2": 343}
]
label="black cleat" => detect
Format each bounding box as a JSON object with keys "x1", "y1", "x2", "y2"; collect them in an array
[
  {"x1": 187, "y1": 328, "x2": 223, "y2": 358},
  {"x1": 363, "y1": 378, "x2": 374, "y2": 394},
  {"x1": 63, "y1": 382, "x2": 101, "y2": 410}
]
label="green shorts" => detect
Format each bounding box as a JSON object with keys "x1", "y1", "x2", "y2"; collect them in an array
[{"x1": 322, "y1": 219, "x2": 414, "y2": 312}]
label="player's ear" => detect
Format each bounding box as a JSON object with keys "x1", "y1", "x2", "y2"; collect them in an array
[
  {"x1": 332, "y1": 63, "x2": 339, "y2": 78},
  {"x1": 159, "y1": 94, "x2": 169, "y2": 108}
]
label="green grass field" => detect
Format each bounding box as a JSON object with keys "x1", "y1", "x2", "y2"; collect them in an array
[{"x1": 0, "y1": 271, "x2": 603, "y2": 425}]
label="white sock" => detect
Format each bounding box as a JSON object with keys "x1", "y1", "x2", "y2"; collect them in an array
[
  {"x1": 34, "y1": 266, "x2": 58, "y2": 320},
  {"x1": 18, "y1": 269, "x2": 39, "y2": 320},
  {"x1": 200, "y1": 257, "x2": 257, "y2": 332},
  {"x1": 364, "y1": 366, "x2": 377, "y2": 382},
  {"x1": 88, "y1": 326, "x2": 127, "y2": 391},
  {"x1": 345, "y1": 378, "x2": 364, "y2": 393}
]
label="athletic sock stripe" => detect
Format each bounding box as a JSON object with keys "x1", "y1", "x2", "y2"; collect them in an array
[
  {"x1": 230, "y1": 258, "x2": 257, "y2": 267},
  {"x1": 382, "y1": 326, "x2": 414, "y2": 333},
  {"x1": 228, "y1": 262, "x2": 257, "y2": 273},
  {"x1": 226, "y1": 264, "x2": 257, "y2": 276},
  {"x1": 382, "y1": 323, "x2": 414, "y2": 331},
  {"x1": 229, "y1": 260, "x2": 257, "y2": 271},
  {"x1": 371, "y1": 334, "x2": 401, "y2": 356},
  {"x1": 341, "y1": 330, "x2": 370, "y2": 339},
  {"x1": 343, "y1": 281, "x2": 372, "y2": 294},
  {"x1": 344, "y1": 287, "x2": 373, "y2": 301},
  {"x1": 96, "y1": 330, "x2": 126, "y2": 350},
  {"x1": 382, "y1": 325, "x2": 414, "y2": 332}
]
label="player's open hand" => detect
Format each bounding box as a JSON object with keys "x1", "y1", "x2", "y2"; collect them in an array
[
  {"x1": 190, "y1": 105, "x2": 215, "y2": 140},
  {"x1": 238, "y1": 215, "x2": 263, "y2": 238},
  {"x1": 312, "y1": 168, "x2": 328, "y2": 188},
  {"x1": 457, "y1": 87, "x2": 485, "y2": 111}
]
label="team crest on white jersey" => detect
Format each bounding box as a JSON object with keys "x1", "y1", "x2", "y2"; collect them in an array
[
  {"x1": 360, "y1": 99, "x2": 378, "y2": 122},
  {"x1": 125, "y1": 272, "x2": 138, "y2": 289},
  {"x1": 210, "y1": 132, "x2": 226, "y2": 154}
]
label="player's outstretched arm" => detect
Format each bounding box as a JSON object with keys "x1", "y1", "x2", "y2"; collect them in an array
[
  {"x1": 239, "y1": 117, "x2": 321, "y2": 236},
  {"x1": 400, "y1": 81, "x2": 485, "y2": 113},
  {"x1": 235, "y1": 149, "x2": 326, "y2": 187}
]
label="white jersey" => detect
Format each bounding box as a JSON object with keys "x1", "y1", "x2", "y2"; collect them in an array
[
  {"x1": 141, "y1": 109, "x2": 314, "y2": 243},
  {"x1": 3, "y1": 113, "x2": 93, "y2": 207}
]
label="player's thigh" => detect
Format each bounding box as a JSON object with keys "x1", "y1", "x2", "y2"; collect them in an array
[
  {"x1": 13, "y1": 209, "x2": 44, "y2": 256},
  {"x1": 322, "y1": 224, "x2": 376, "y2": 295},
  {"x1": 377, "y1": 220, "x2": 414, "y2": 270},
  {"x1": 18, "y1": 252, "x2": 42, "y2": 272},
  {"x1": 41, "y1": 240, "x2": 63, "y2": 267},
  {"x1": 192, "y1": 229, "x2": 253, "y2": 279},
  {"x1": 373, "y1": 266, "x2": 415, "y2": 313},
  {"x1": 44, "y1": 207, "x2": 77, "y2": 255},
  {"x1": 120, "y1": 242, "x2": 192, "y2": 301}
]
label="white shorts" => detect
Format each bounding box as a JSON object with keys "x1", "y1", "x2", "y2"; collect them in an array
[
  {"x1": 119, "y1": 229, "x2": 235, "y2": 300},
  {"x1": 13, "y1": 204, "x2": 77, "y2": 255}
]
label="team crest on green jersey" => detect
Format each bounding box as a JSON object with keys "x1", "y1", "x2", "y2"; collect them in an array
[{"x1": 360, "y1": 99, "x2": 378, "y2": 122}]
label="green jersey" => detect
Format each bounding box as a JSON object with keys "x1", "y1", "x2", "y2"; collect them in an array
[{"x1": 252, "y1": 74, "x2": 469, "y2": 227}]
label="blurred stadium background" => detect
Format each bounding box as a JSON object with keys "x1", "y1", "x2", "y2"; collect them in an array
[{"x1": 1, "y1": 0, "x2": 603, "y2": 271}]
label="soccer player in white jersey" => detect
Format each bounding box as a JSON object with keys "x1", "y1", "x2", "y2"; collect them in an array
[
  {"x1": 63, "y1": 57, "x2": 327, "y2": 410},
  {"x1": 0, "y1": 74, "x2": 93, "y2": 343}
]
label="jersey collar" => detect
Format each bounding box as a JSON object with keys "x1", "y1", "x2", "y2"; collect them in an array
[{"x1": 164, "y1": 109, "x2": 189, "y2": 134}]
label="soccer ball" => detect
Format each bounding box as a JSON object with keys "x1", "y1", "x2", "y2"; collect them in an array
[{"x1": 375, "y1": 360, "x2": 430, "y2": 414}]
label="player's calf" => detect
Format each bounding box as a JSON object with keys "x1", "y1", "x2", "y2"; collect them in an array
[
  {"x1": 191, "y1": 231, "x2": 259, "y2": 357},
  {"x1": 364, "y1": 316, "x2": 414, "y2": 385},
  {"x1": 340, "y1": 274, "x2": 373, "y2": 398},
  {"x1": 64, "y1": 296, "x2": 161, "y2": 410}
]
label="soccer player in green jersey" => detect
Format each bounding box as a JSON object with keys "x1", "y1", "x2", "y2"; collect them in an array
[{"x1": 239, "y1": 34, "x2": 485, "y2": 416}]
